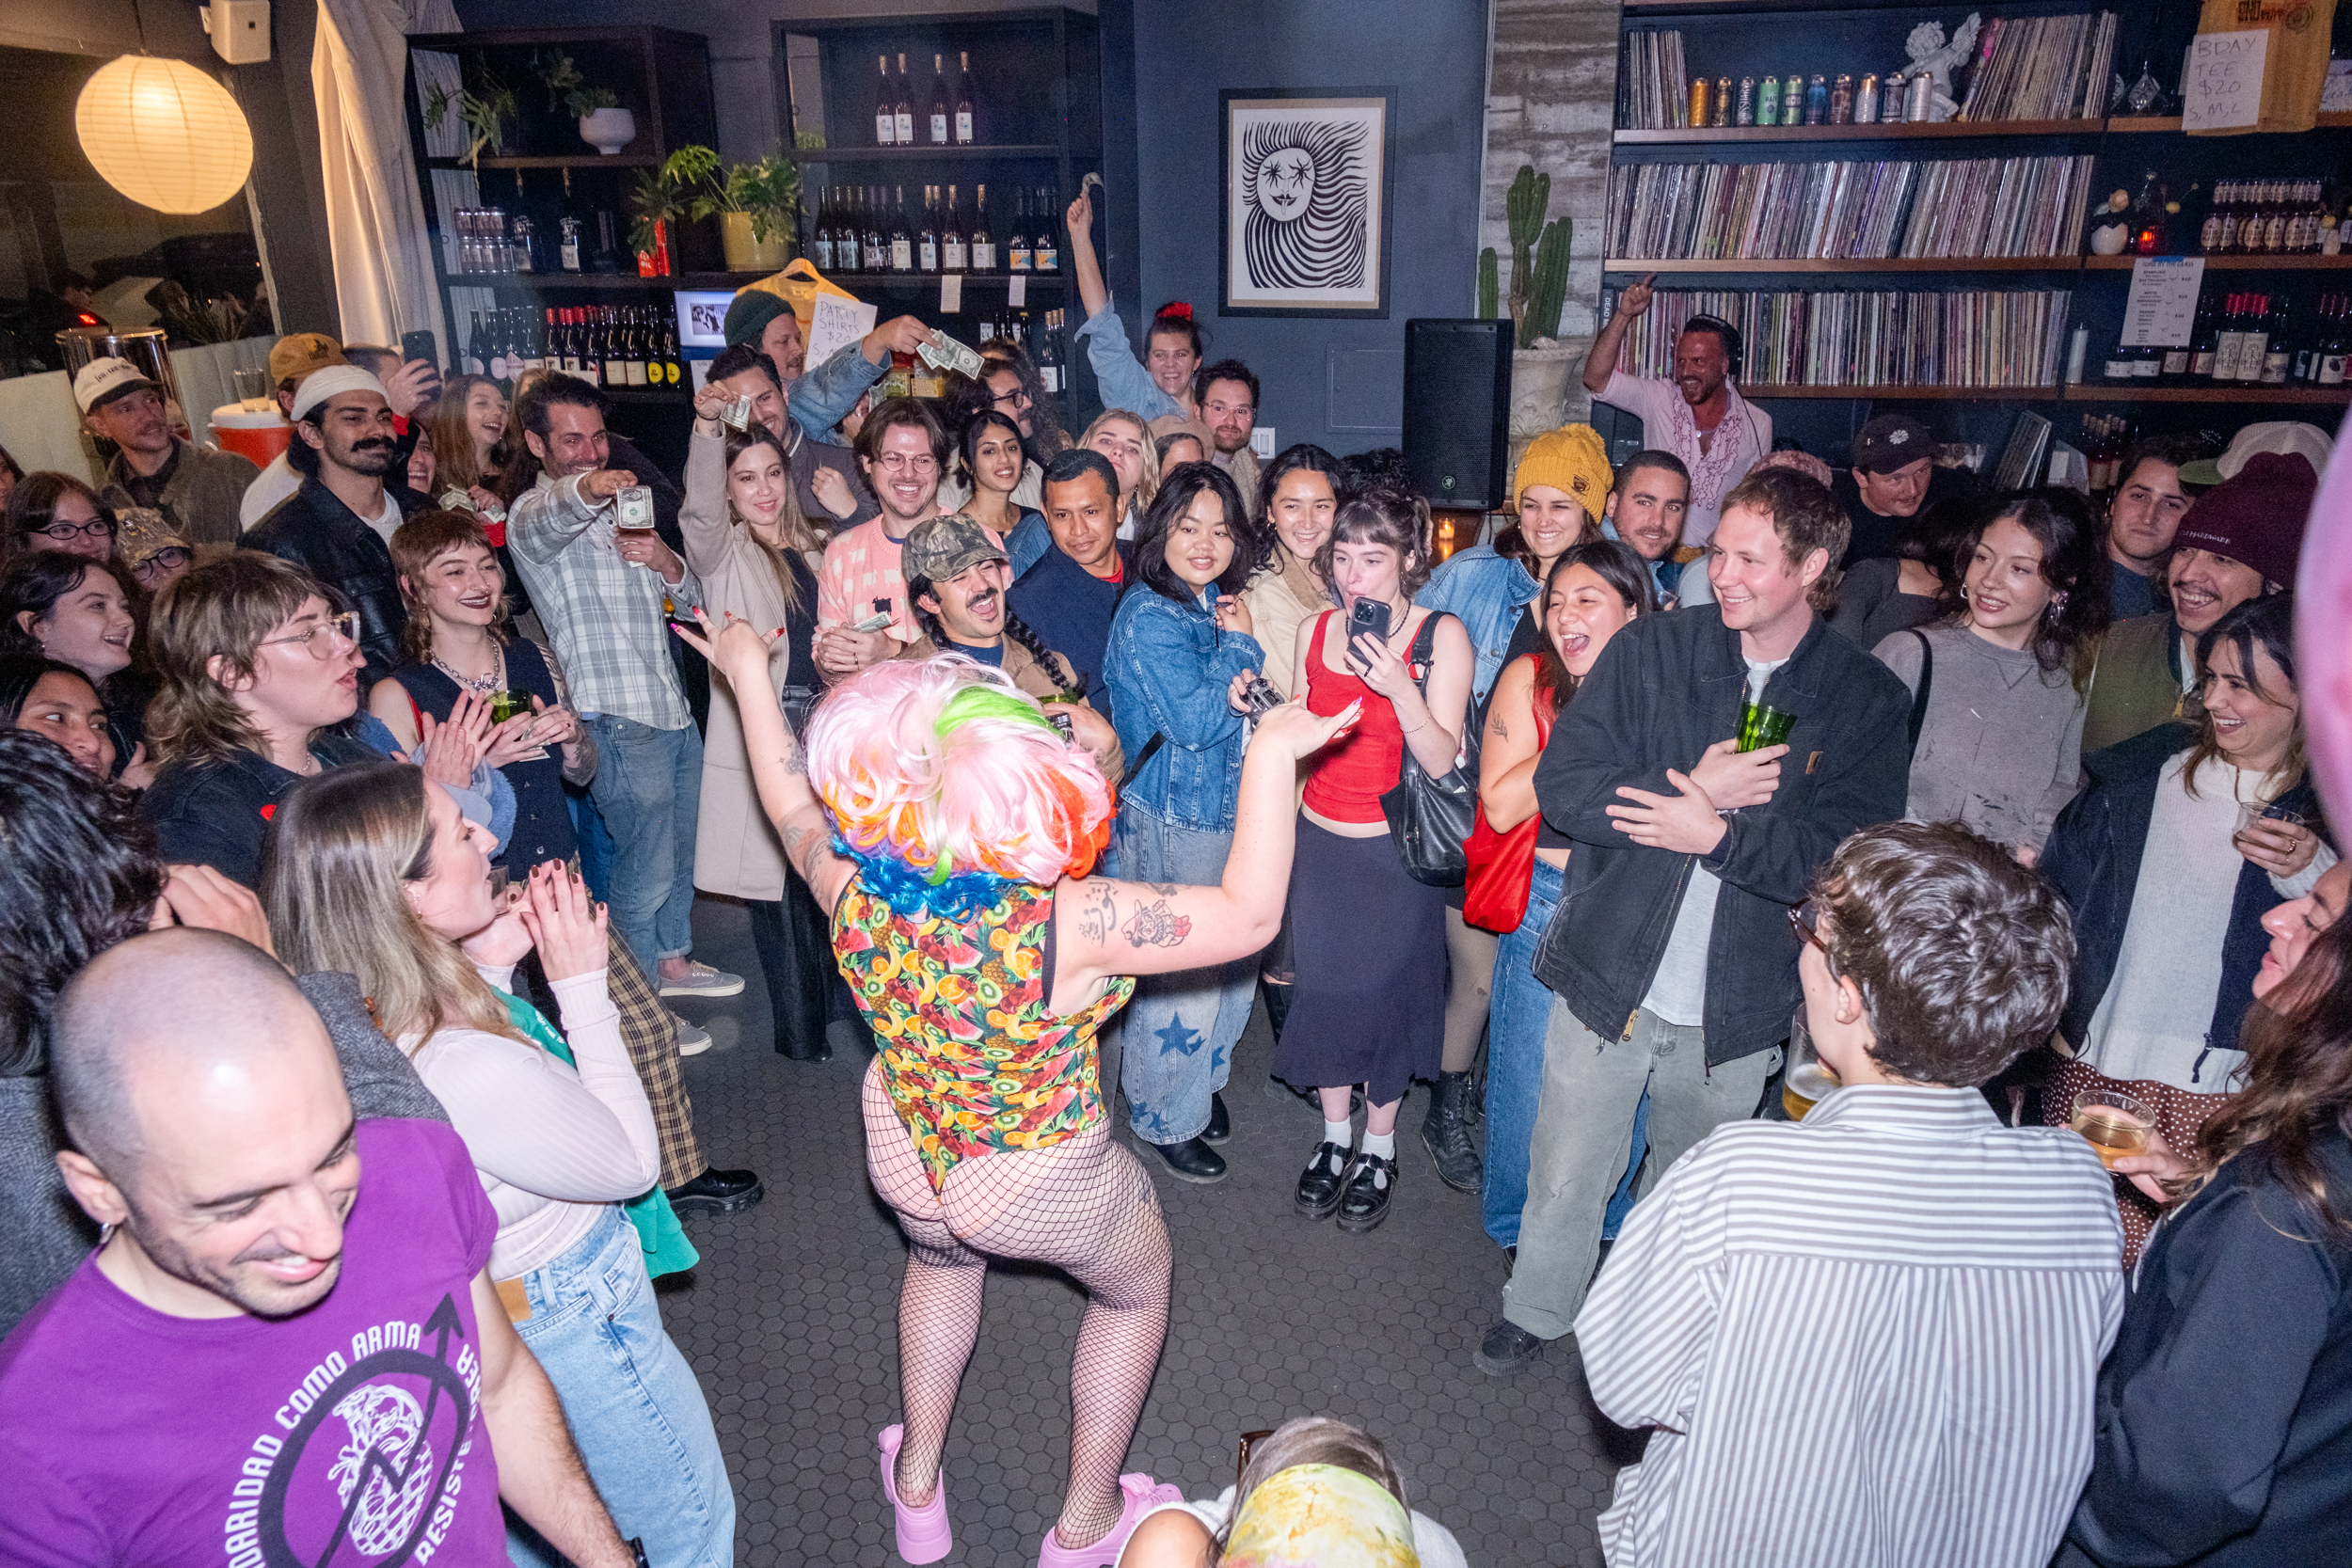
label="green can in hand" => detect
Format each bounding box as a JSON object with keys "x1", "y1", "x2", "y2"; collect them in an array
[
  {"x1": 1737, "y1": 701, "x2": 1798, "y2": 752},
  {"x1": 489, "y1": 689, "x2": 530, "y2": 724}
]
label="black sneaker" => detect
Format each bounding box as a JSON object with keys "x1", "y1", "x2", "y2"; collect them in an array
[
  {"x1": 1335, "y1": 1151, "x2": 1397, "y2": 1233},
  {"x1": 1474, "y1": 1318, "x2": 1550, "y2": 1376},
  {"x1": 1201, "y1": 1091, "x2": 1232, "y2": 1144},
  {"x1": 664, "y1": 1166, "x2": 765, "y2": 1215},
  {"x1": 1144, "y1": 1136, "x2": 1228, "y2": 1184},
  {"x1": 1295, "y1": 1141, "x2": 1353, "y2": 1219}
]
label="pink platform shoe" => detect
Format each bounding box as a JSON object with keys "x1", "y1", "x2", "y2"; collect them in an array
[
  {"x1": 878, "y1": 1424, "x2": 952, "y2": 1564},
  {"x1": 1036, "y1": 1472, "x2": 1184, "y2": 1568}
]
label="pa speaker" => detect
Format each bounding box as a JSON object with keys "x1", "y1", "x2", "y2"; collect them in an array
[{"x1": 1403, "y1": 319, "x2": 1513, "y2": 512}]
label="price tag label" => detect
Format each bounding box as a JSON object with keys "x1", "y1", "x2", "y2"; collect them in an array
[
  {"x1": 1009, "y1": 274, "x2": 1027, "y2": 308},
  {"x1": 941, "y1": 274, "x2": 963, "y2": 314},
  {"x1": 2122, "y1": 257, "x2": 2205, "y2": 347},
  {"x1": 2183, "y1": 29, "x2": 2267, "y2": 133}
]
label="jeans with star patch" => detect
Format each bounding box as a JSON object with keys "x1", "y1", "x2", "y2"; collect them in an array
[{"x1": 1112, "y1": 801, "x2": 1257, "y2": 1146}]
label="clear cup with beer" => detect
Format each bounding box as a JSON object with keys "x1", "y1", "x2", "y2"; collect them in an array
[
  {"x1": 2070, "y1": 1088, "x2": 2153, "y2": 1169},
  {"x1": 1782, "y1": 1008, "x2": 1841, "y2": 1121}
]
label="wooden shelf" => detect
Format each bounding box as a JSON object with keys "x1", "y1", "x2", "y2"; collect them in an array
[
  {"x1": 428, "y1": 154, "x2": 659, "y2": 170},
  {"x1": 444, "y1": 270, "x2": 778, "y2": 291},
  {"x1": 787, "y1": 144, "x2": 1060, "y2": 163},
  {"x1": 1615, "y1": 118, "x2": 2099, "y2": 145},
  {"x1": 1740, "y1": 384, "x2": 2058, "y2": 400},
  {"x1": 2083, "y1": 253, "x2": 2351, "y2": 270},
  {"x1": 2062, "y1": 384, "x2": 2352, "y2": 404},
  {"x1": 2109, "y1": 112, "x2": 2352, "y2": 133},
  {"x1": 1605, "y1": 256, "x2": 2078, "y2": 274}
]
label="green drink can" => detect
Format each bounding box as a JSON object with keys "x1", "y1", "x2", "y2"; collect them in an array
[
  {"x1": 489, "y1": 689, "x2": 529, "y2": 724},
  {"x1": 1737, "y1": 701, "x2": 1798, "y2": 752}
]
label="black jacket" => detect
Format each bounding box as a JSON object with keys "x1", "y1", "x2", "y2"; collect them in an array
[
  {"x1": 2058, "y1": 1128, "x2": 2352, "y2": 1567},
  {"x1": 1531, "y1": 605, "x2": 1912, "y2": 1065},
  {"x1": 246, "y1": 476, "x2": 427, "y2": 682},
  {"x1": 1009, "y1": 539, "x2": 1136, "y2": 728},
  {"x1": 138, "y1": 732, "x2": 383, "y2": 888},
  {"x1": 2039, "y1": 724, "x2": 2324, "y2": 1074}
]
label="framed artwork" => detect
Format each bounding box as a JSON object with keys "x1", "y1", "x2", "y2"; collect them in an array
[{"x1": 1219, "y1": 88, "x2": 1395, "y2": 319}]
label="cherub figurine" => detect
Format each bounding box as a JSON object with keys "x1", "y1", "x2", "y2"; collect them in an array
[{"x1": 1903, "y1": 14, "x2": 1982, "y2": 122}]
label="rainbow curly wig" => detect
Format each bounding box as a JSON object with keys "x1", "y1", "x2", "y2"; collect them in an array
[{"x1": 804, "y1": 654, "x2": 1114, "y2": 916}]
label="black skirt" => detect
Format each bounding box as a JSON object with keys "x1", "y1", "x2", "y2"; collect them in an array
[{"x1": 1271, "y1": 819, "x2": 1448, "y2": 1104}]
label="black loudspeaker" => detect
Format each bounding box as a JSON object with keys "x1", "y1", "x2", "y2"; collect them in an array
[{"x1": 1403, "y1": 319, "x2": 1513, "y2": 512}]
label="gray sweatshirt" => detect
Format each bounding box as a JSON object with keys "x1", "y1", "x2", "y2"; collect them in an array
[{"x1": 1874, "y1": 621, "x2": 2087, "y2": 852}]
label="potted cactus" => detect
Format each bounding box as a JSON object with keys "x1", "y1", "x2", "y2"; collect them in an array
[{"x1": 1480, "y1": 166, "x2": 1578, "y2": 456}]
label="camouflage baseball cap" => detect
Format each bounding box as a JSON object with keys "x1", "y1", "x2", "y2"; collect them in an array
[{"x1": 900, "y1": 513, "x2": 1007, "y2": 589}]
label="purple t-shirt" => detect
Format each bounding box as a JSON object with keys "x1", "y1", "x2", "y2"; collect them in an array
[{"x1": 0, "y1": 1118, "x2": 503, "y2": 1568}]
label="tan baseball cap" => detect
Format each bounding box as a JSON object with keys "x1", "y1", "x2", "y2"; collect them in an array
[{"x1": 268, "y1": 332, "x2": 344, "y2": 387}]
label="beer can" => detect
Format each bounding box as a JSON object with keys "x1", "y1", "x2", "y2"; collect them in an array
[
  {"x1": 1882, "y1": 71, "x2": 1907, "y2": 122},
  {"x1": 1830, "y1": 73, "x2": 1853, "y2": 124},
  {"x1": 1688, "y1": 75, "x2": 1709, "y2": 128},
  {"x1": 1714, "y1": 77, "x2": 1732, "y2": 127},
  {"x1": 1736, "y1": 76, "x2": 1757, "y2": 125},
  {"x1": 1804, "y1": 74, "x2": 1829, "y2": 125},
  {"x1": 1782, "y1": 76, "x2": 1804, "y2": 125},
  {"x1": 1904, "y1": 69, "x2": 1936, "y2": 123},
  {"x1": 1757, "y1": 76, "x2": 1781, "y2": 126},
  {"x1": 1855, "y1": 73, "x2": 1881, "y2": 123}
]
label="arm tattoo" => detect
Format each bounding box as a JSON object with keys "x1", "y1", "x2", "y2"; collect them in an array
[
  {"x1": 780, "y1": 822, "x2": 833, "y2": 887},
  {"x1": 1073, "y1": 882, "x2": 1118, "y2": 944},
  {"x1": 1490, "y1": 715, "x2": 1510, "y2": 741},
  {"x1": 1121, "y1": 900, "x2": 1193, "y2": 948}
]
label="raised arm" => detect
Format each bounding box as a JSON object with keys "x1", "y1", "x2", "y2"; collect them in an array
[
  {"x1": 675, "y1": 612, "x2": 854, "y2": 911},
  {"x1": 1051, "y1": 697, "x2": 1358, "y2": 1011},
  {"x1": 678, "y1": 392, "x2": 736, "y2": 579},
  {"x1": 1068, "y1": 186, "x2": 1110, "y2": 323},
  {"x1": 1582, "y1": 273, "x2": 1654, "y2": 395}
]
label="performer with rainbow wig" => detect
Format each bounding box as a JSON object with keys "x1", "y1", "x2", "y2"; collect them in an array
[{"x1": 677, "y1": 610, "x2": 1359, "y2": 1568}]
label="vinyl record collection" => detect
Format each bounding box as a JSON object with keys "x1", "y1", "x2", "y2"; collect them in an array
[{"x1": 1603, "y1": 286, "x2": 2074, "y2": 388}]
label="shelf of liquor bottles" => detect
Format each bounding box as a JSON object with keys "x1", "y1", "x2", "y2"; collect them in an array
[
  {"x1": 787, "y1": 144, "x2": 1061, "y2": 164},
  {"x1": 2083, "y1": 254, "x2": 2352, "y2": 271}
]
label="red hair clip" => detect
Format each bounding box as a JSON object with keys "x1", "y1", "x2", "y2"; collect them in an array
[{"x1": 1156, "y1": 302, "x2": 1194, "y2": 322}]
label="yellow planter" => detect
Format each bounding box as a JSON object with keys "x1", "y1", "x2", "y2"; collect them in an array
[{"x1": 721, "y1": 213, "x2": 791, "y2": 272}]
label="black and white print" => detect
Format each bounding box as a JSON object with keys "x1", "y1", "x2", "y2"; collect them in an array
[{"x1": 1221, "y1": 92, "x2": 1393, "y2": 317}]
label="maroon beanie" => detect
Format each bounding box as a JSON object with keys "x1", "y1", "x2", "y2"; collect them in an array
[{"x1": 2171, "y1": 451, "x2": 2316, "y2": 589}]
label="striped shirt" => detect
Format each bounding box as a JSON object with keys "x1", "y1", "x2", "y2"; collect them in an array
[
  {"x1": 1576, "y1": 1085, "x2": 2123, "y2": 1568},
  {"x1": 508, "y1": 471, "x2": 703, "y2": 731}
]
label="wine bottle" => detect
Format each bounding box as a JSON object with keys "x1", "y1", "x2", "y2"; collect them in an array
[
  {"x1": 865, "y1": 186, "x2": 888, "y2": 273},
  {"x1": 919, "y1": 185, "x2": 941, "y2": 273},
  {"x1": 876, "y1": 55, "x2": 896, "y2": 145},
  {"x1": 2321, "y1": 295, "x2": 2349, "y2": 385},
  {"x1": 2261, "y1": 295, "x2": 2293, "y2": 385},
  {"x1": 891, "y1": 184, "x2": 914, "y2": 273},
  {"x1": 955, "y1": 51, "x2": 976, "y2": 145},
  {"x1": 598, "y1": 307, "x2": 626, "y2": 388},
  {"x1": 971, "y1": 184, "x2": 996, "y2": 272},
  {"x1": 930, "y1": 54, "x2": 950, "y2": 145},
  {"x1": 943, "y1": 184, "x2": 967, "y2": 273},
  {"x1": 811, "y1": 188, "x2": 834, "y2": 272},
  {"x1": 664, "y1": 314, "x2": 686, "y2": 388},
  {"x1": 894, "y1": 55, "x2": 915, "y2": 148},
  {"x1": 1034, "y1": 187, "x2": 1059, "y2": 272},
  {"x1": 1037, "y1": 309, "x2": 1064, "y2": 393},
  {"x1": 1009, "y1": 188, "x2": 1032, "y2": 272},
  {"x1": 463, "y1": 310, "x2": 486, "y2": 376},
  {"x1": 2186, "y1": 291, "x2": 2219, "y2": 380},
  {"x1": 528, "y1": 309, "x2": 553, "y2": 373}
]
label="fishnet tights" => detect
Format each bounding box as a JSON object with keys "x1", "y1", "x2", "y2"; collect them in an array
[{"x1": 863, "y1": 1063, "x2": 1173, "y2": 1549}]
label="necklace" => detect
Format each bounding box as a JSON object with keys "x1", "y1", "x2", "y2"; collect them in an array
[{"x1": 432, "y1": 643, "x2": 505, "y2": 696}]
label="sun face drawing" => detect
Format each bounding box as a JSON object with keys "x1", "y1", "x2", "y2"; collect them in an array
[
  {"x1": 1255, "y1": 149, "x2": 1316, "y2": 220},
  {"x1": 1238, "y1": 118, "x2": 1371, "y2": 292}
]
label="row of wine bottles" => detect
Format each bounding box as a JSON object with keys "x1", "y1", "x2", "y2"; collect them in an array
[
  {"x1": 461, "y1": 306, "x2": 686, "y2": 391},
  {"x1": 2102, "y1": 291, "x2": 2350, "y2": 388},
  {"x1": 809, "y1": 184, "x2": 1061, "y2": 277},
  {"x1": 874, "y1": 50, "x2": 979, "y2": 146}
]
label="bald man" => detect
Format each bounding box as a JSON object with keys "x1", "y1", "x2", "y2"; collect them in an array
[{"x1": 0, "y1": 929, "x2": 639, "y2": 1568}]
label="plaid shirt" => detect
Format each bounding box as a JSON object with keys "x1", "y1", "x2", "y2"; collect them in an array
[{"x1": 509, "y1": 471, "x2": 703, "y2": 730}]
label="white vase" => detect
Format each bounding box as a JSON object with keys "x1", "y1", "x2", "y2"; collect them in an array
[
  {"x1": 1507, "y1": 343, "x2": 1586, "y2": 489},
  {"x1": 579, "y1": 108, "x2": 637, "y2": 156}
]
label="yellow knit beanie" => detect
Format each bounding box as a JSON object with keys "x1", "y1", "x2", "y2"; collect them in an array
[{"x1": 1513, "y1": 423, "x2": 1613, "y2": 515}]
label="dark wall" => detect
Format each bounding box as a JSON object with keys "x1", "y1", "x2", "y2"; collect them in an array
[{"x1": 1120, "y1": 0, "x2": 1486, "y2": 458}]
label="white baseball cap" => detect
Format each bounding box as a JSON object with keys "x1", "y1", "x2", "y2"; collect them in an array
[
  {"x1": 72, "y1": 356, "x2": 160, "y2": 415},
  {"x1": 2179, "y1": 421, "x2": 2334, "y2": 487},
  {"x1": 289, "y1": 364, "x2": 391, "y2": 422}
]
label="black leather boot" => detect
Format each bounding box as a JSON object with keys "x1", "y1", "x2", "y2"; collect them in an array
[{"x1": 1420, "y1": 1071, "x2": 1483, "y2": 1194}]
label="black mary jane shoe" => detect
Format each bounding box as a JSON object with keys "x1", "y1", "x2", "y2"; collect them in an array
[
  {"x1": 1334, "y1": 1152, "x2": 1398, "y2": 1233},
  {"x1": 664, "y1": 1166, "x2": 765, "y2": 1214},
  {"x1": 1201, "y1": 1092, "x2": 1232, "y2": 1145},
  {"x1": 1295, "y1": 1141, "x2": 1354, "y2": 1219},
  {"x1": 1145, "y1": 1136, "x2": 1229, "y2": 1184}
]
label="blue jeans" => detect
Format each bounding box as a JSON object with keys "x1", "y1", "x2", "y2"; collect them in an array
[
  {"x1": 1484, "y1": 859, "x2": 1648, "y2": 1248},
  {"x1": 570, "y1": 783, "x2": 614, "y2": 909},
  {"x1": 505, "y1": 1207, "x2": 735, "y2": 1568},
  {"x1": 1115, "y1": 803, "x2": 1255, "y2": 1144},
  {"x1": 583, "y1": 715, "x2": 702, "y2": 979}
]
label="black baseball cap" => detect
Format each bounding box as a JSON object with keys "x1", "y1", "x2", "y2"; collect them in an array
[{"x1": 1851, "y1": 415, "x2": 1935, "y2": 474}]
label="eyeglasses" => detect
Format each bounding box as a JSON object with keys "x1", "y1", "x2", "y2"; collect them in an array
[
  {"x1": 875, "y1": 453, "x2": 939, "y2": 474},
  {"x1": 35, "y1": 517, "x2": 116, "y2": 543},
  {"x1": 260, "y1": 611, "x2": 360, "y2": 658},
  {"x1": 992, "y1": 387, "x2": 1032, "y2": 409},
  {"x1": 1788, "y1": 897, "x2": 1840, "y2": 979},
  {"x1": 132, "y1": 547, "x2": 193, "y2": 578}
]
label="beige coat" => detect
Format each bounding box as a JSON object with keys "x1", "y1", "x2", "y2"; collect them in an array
[
  {"x1": 1240, "y1": 548, "x2": 1331, "y2": 699},
  {"x1": 679, "y1": 430, "x2": 819, "y2": 902}
]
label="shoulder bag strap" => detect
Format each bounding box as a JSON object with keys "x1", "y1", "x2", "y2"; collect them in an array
[{"x1": 1906, "y1": 627, "x2": 1934, "y2": 756}]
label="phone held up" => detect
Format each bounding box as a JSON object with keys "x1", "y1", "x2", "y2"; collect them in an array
[{"x1": 401, "y1": 329, "x2": 438, "y2": 369}]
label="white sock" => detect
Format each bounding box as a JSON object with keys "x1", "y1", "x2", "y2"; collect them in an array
[
  {"x1": 1362, "y1": 1130, "x2": 1397, "y2": 1163},
  {"x1": 1321, "y1": 1119, "x2": 1352, "y2": 1168}
]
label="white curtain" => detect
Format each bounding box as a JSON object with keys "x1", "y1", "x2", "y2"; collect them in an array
[{"x1": 312, "y1": 0, "x2": 460, "y2": 353}]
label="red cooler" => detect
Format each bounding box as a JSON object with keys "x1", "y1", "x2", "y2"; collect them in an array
[{"x1": 210, "y1": 404, "x2": 292, "y2": 469}]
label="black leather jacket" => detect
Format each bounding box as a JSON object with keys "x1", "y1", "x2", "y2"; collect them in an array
[
  {"x1": 1531, "y1": 606, "x2": 1913, "y2": 1065},
  {"x1": 245, "y1": 476, "x2": 427, "y2": 682}
]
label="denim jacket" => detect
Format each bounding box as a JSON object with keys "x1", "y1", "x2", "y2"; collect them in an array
[
  {"x1": 1073, "y1": 299, "x2": 1182, "y2": 421},
  {"x1": 1418, "y1": 546, "x2": 1540, "y2": 702},
  {"x1": 1104, "y1": 583, "x2": 1263, "y2": 832},
  {"x1": 787, "y1": 341, "x2": 886, "y2": 442}
]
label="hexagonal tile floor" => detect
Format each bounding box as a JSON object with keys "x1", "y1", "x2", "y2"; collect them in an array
[{"x1": 660, "y1": 895, "x2": 1627, "y2": 1566}]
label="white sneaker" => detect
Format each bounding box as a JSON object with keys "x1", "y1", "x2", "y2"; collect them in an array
[
  {"x1": 660, "y1": 960, "x2": 745, "y2": 999},
  {"x1": 675, "y1": 1015, "x2": 714, "y2": 1055}
]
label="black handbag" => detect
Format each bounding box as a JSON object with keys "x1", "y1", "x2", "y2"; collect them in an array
[{"x1": 1378, "y1": 611, "x2": 1476, "y2": 887}]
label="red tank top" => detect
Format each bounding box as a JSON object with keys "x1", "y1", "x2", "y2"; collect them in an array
[{"x1": 1302, "y1": 609, "x2": 1409, "y2": 825}]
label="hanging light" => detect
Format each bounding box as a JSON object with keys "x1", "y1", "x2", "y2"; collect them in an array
[{"x1": 75, "y1": 55, "x2": 254, "y2": 214}]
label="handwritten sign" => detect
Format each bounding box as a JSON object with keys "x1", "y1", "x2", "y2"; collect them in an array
[
  {"x1": 2122, "y1": 258, "x2": 2206, "y2": 347},
  {"x1": 2183, "y1": 29, "x2": 2267, "y2": 133},
  {"x1": 806, "y1": 293, "x2": 878, "y2": 373}
]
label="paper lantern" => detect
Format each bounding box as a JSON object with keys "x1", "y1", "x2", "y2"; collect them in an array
[{"x1": 75, "y1": 55, "x2": 254, "y2": 215}]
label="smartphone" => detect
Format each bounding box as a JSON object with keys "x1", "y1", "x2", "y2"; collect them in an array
[
  {"x1": 401, "y1": 329, "x2": 438, "y2": 369},
  {"x1": 1348, "y1": 598, "x2": 1391, "y2": 643}
]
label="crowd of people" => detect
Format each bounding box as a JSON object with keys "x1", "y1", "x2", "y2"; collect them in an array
[{"x1": 0, "y1": 239, "x2": 2344, "y2": 1568}]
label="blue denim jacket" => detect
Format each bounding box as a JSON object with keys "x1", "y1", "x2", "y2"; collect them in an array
[
  {"x1": 1418, "y1": 546, "x2": 1540, "y2": 702},
  {"x1": 1005, "y1": 508, "x2": 1052, "y2": 579},
  {"x1": 1104, "y1": 583, "x2": 1263, "y2": 832},
  {"x1": 1073, "y1": 300, "x2": 1182, "y2": 421},
  {"x1": 786, "y1": 341, "x2": 886, "y2": 442}
]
